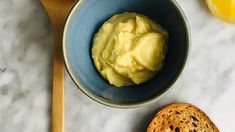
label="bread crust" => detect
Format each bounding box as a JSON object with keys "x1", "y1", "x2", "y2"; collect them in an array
[{"x1": 147, "y1": 103, "x2": 219, "y2": 132}]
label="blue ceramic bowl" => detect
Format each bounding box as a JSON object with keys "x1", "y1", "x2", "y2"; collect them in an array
[{"x1": 63, "y1": 0, "x2": 190, "y2": 108}]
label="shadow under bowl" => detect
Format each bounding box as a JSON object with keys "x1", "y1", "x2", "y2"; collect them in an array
[{"x1": 63, "y1": 0, "x2": 190, "y2": 108}]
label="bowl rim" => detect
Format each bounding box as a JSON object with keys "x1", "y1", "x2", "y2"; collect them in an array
[{"x1": 62, "y1": 0, "x2": 191, "y2": 108}]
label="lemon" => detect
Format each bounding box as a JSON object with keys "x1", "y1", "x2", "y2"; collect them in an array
[{"x1": 206, "y1": 0, "x2": 235, "y2": 23}]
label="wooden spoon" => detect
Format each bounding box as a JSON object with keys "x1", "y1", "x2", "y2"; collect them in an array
[{"x1": 40, "y1": 0, "x2": 77, "y2": 132}]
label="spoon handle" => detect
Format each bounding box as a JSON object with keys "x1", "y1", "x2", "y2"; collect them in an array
[
  {"x1": 40, "y1": 1, "x2": 77, "y2": 131},
  {"x1": 52, "y1": 26, "x2": 64, "y2": 132}
]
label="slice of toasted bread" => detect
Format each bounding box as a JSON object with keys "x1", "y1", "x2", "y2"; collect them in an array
[{"x1": 147, "y1": 103, "x2": 219, "y2": 132}]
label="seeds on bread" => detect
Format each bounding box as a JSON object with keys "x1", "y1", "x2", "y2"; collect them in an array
[{"x1": 147, "y1": 103, "x2": 219, "y2": 132}]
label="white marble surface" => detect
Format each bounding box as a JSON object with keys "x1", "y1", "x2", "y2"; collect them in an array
[{"x1": 0, "y1": 0, "x2": 235, "y2": 132}]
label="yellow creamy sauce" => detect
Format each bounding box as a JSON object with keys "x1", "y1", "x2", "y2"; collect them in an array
[{"x1": 92, "y1": 12, "x2": 168, "y2": 87}]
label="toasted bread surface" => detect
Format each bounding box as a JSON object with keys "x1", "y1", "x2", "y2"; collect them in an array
[{"x1": 147, "y1": 103, "x2": 219, "y2": 132}]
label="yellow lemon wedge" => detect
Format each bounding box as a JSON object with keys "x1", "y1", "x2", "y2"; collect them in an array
[{"x1": 206, "y1": 0, "x2": 235, "y2": 23}]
